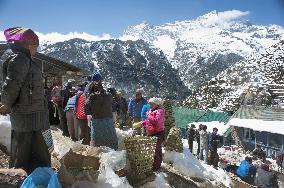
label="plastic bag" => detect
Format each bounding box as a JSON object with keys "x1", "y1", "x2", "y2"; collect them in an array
[{"x1": 21, "y1": 167, "x2": 61, "y2": 188}]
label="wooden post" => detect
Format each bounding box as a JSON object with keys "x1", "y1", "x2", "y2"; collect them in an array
[
  {"x1": 266, "y1": 133, "x2": 270, "y2": 157},
  {"x1": 282, "y1": 134, "x2": 284, "y2": 151}
]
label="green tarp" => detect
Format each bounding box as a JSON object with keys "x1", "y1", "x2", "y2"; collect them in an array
[{"x1": 173, "y1": 107, "x2": 231, "y2": 129}]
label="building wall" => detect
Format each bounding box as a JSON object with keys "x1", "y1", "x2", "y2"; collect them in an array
[{"x1": 236, "y1": 127, "x2": 284, "y2": 157}]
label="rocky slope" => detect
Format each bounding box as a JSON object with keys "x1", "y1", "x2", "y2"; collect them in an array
[
  {"x1": 183, "y1": 40, "x2": 284, "y2": 112},
  {"x1": 41, "y1": 39, "x2": 190, "y2": 99}
]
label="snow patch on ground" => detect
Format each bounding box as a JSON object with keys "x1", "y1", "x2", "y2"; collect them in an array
[{"x1": 163, "y1": 139, "x2": 232, "y2": 187}]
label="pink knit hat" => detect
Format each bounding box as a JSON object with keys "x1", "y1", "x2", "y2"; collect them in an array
[{"x1": 4, "y1": 27, "x2": 39, "y2": 44}]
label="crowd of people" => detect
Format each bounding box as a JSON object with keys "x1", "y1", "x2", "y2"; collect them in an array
[
  {"x1": 187, "y1": 123, "x2": 281, "y2": 187},
  {"x1": 187, "y1": 124, "x2": 221, "y2": 168},
  {"x1": 233, "y1": 156, "x2": 279, "y2": 187},
  {"x1": 0, "y1": 26, "x2": 167, "y2": 175},
  {"x1": 48, "y1": 77, "x2": 166, "y2": 170},
  {"x1": 0, "y1": 27, "x2": 282, "y2": 188}
]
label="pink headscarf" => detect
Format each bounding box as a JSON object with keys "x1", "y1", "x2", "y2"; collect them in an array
[{"x1": 4, "y1": 27, "x2": 39, "y2": 44}]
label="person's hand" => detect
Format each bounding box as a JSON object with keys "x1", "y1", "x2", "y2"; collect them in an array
[
  {"x1": 87, "y1": 115, "x2": 92, "y2": 128},
  {"x1": 133, "y1": 121, "x2": 142, "y2": 129},
  {"x1": 0, "y1": 105, "x2": 10, "y2": 115},
  {"x1": 87, "y1": 115, "x2": 92, "y2": 121}
]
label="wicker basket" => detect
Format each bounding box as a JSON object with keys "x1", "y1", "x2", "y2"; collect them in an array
[
  {"x1": 165, "y1": 127, "x2": 183, "y2": 153},
  {"x1": 124, "y1": 136, "x2": 157, "y2": 181}
]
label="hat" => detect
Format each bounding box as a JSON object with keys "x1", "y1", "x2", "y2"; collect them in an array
[
  {"x1": 4, "y1": 27, "x2": 39, "y2": 44},
  {"x1": 148, "y1": 97, "x2": 163, "y2": 106},
  {"x1": 213, "y1": 127, "x2": 218, "y2": 131},
  {"x1": 136, "y1": 89, "x2": 143, "y2": 94},
  {"x1": 117, "y1": 89, "x2": 126, "y2": 96},
  {"x1": 68, "y1": 79, "x2": 75, "y2": 83},
  {"x1": 190, "y1": 124, "x2": 196, "y2": 128},
  {"x1": 91, "y1": 73, "x2": 103, "y2": 82}
]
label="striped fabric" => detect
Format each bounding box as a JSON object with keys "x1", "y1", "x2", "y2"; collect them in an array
[
  {"x1": 197, "y1": 111, "x2": 230, "y2": 123},
  {"x1": 231, "y1": 105, "x2": 284, "y2": 121}
]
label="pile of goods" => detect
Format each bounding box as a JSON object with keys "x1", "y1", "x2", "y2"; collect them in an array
[
  {"x1": 57, "y1": 143, "x2": 102, "y2": 186},
  {"x1": 124, "y1": 136, "x2": 157, "y2": 181},
  {"x1": 0, "y1": 144, "x2": 9, "y2": 168},
  {"x1": 163, "y1": 100, "x2": 175, "y2": 138},
  {"x1": 0, "y1": 168, "x2": 27, "y2": 187},
  {"x1": 165, "y1": 127, "x2": 183, "y2": 153}
]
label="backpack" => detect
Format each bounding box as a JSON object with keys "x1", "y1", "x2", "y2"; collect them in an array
[{"x1": 54, "y1": 86, "x2": 62, "y2": 98}]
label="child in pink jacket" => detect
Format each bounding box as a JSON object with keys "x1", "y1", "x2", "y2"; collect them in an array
[{"x1": 143, "y1": 97, "x2": 165, "y2": 170}]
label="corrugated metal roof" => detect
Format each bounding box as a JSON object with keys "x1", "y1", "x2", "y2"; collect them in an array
[{"x1": 230, "y1": 105, "x2": 284, "y2": 121}]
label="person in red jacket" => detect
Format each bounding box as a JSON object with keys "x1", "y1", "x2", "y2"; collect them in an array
[
  {"x1": 74, "y1": 88, "x2": 90, "y2": 145},
  {"x1": 143, "y1": 97, "x2": 165, "y2": 171}
]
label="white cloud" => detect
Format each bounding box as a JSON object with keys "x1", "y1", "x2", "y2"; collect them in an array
[
  {"x1": 218, "y1": 10, "x2": 250, "y2": 21},
  {"x1": 202, "y1": 10, "x2": 250, "y2": 26},
  {"x1": 0, "y1": 31, "x2": 113, "y2": 44},
  {"x1": 37, "y1": 32, "x2": 113, "y2": 43},
  {"x1": 0, "y1": 32, "x2": 5, "y2": 42}
]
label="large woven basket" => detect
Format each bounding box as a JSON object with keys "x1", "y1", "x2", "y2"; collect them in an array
[{"x1": 124, "y1": 136, "x2": 157, "y2": 181}]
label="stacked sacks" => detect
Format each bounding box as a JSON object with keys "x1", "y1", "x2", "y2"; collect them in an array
[
  {"x1": 163, "y1": 99, "x2": 175, "y2": 138},
  {"x1": 165, "y1": 127, "x2": 183, "y2": 153}
]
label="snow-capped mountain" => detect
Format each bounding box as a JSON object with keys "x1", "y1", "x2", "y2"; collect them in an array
[
  {"x1": 183, "y1": 40, "x2": 284, "y2": 112},
  {"x1": 33, "y1": 10, "x2": 284, "y2": 103},
  {"x1": 121, "y1": 10, "x2": 284, "y2": 88},
  {"x1": 40, "y1": 39, "x2": 190, "y2": 100}
]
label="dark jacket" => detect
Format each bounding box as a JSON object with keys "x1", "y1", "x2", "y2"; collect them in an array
[
  {"x1": 61, "y1": 83, "x2": 72, "y2": 108},
  {"x1": 119, "y1": 96, "x2": 128, "y2": 114},
  {"x1": 187, "y1": 127, "x2": 196, "y2": 142},
  {"x1": 208, "y1": 133, "x2": 220, "y2": 153},
  {"x1": 1, "y1": 44, "x2": 49, "y2": 132},
  {"x1": 85, "y1": 89, "x2": 113, "y2": 119},
  {"x1": 253, "y1": 148, "x2": 266, "y2": 160},
  {"x1": 255, "y1": 168, "x2": 278, "y2": 188}
]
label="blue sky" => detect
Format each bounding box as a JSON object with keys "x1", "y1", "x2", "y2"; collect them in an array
[{"x1": 0, "y1": 0, "x2": 284, "y2": 36}]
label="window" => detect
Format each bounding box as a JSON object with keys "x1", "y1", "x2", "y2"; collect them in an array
[
  {"x1": 269, "y1": 133, "x2": 282, "y2": 149},
  {"x1": 256, "y1": 131, "x2": 267, "y2": 145},
  {"x1": 244, "y1": 128, "x2": 255, "y2": 141}
]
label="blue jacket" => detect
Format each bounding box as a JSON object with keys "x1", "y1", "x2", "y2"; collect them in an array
[
  {"x1": 65, "y1": 95, "x2": 76, "y2": 111},
  {"x1": 128, "y1": 98, "x2": 147, "y2": 118},
  {"x1": 236, "y1": 160, "x2": 255, "y2": 178},
  {"x1": 141, "y1": 103, "x2": 150, "y2": 120}
]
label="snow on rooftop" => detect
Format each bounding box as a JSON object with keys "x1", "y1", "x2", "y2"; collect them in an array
[{"x1": 228, "y1": 118, "x2": 284, "y2": 135}]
